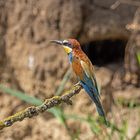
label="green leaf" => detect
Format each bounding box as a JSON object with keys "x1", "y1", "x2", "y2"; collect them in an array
[
  {"x1": 136, "y1": 51, "x2": 140, "y2": 65},
  {"x1": 0, "y1": 84, "x2": 42, "y2": 105},
  {"x1": 0, "y1": 84, "x2": 67, "y2": 126},
  {"x1": 55, "y1": 69, "x2": 71, "y2": 95},
  {"x1": 87, "y1": 115, "x2": 101, "y2": 135},
  {"x1": 49, "y1": 107, "x2": 66, "y2": 125}
]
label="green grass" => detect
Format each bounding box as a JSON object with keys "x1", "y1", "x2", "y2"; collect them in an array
[
  {"x1": 136, "y1": 51, "x2": 140, "y2": 66},
  {"x1": 55, "y1": 69, "x2": 71, "y2": 96},
  {"x1": 0, "y1": 84, "x2": 67, "y2": 125},
  {"x1": 1, "y1": 84, "x2": 140, "y2": 139},
  {"x1": 1, "y1": 73, "x2": 140, "y2": 139},
  {"x1": 0, "y1": 84, "x2": 43, "y2": 105},
  {"x1": 0, "y1": 69, "x2": 72, "y2": 133}
]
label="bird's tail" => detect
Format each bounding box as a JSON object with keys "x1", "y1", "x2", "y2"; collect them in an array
[
  {"x1": 86, "y1": 89, "x2": 108, "y2": 125},
  {"x1": 80, "y1": 82, "x2": 108, "y2": 125},
  {"x1": 93, "y1": 95, "x2": 108, "y2": 126}
]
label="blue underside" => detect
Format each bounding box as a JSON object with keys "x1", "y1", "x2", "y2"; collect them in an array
[
  {"x1": 68, "y1": 52, "x2": 73, "y2": 63},
  {"x1": 80, "y1": 74, "x2": 98, "y2": 96},
  {"x1": 80, "y1": 74, "x2": 105, "y2": 117}
]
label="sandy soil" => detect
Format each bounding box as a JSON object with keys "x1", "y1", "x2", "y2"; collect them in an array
[{"x1": 0, "y1": 63, "x2": 140, "y2": 140}]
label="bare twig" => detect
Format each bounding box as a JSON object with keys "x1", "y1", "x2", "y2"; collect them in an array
[
  {"x1": 111, "y1": 0, "x2": 140, "y2": 10},
  {"x1": 120, "y1": 0, "x2": 140, "y2": 7},
  {"x1": 0, "y1": 82, "x2": 82, "y2": 130}
]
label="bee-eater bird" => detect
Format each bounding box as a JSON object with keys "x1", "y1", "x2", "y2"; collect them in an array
[{"x1": 51, "y1": 39, "x2": 107, "y2": 124}]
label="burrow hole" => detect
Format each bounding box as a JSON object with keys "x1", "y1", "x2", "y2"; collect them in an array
[{"x1": 81, "y1": 39, "x2": 127, "y2": 66}]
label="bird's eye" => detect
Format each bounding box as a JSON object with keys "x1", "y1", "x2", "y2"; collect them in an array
[{"x1": 63, "y1": 41, "x2": 71, "y2": 46}]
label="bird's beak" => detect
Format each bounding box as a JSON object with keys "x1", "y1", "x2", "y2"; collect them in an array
[
  {"x1": 50, "y1": 40, "x2": 72, "y2": 54},
  {"x1": 50, "y1": 40, "x2": 63, "y2": 45}
]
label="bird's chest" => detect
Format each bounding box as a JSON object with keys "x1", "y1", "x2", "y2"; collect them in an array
[{"x1": 72, "y1": 57, "x2": 84, "y2": 79}]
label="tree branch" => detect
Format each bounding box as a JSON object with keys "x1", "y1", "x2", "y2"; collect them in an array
[{"x1": 0, "y1": 82, "x2": 82, "y2": 130}]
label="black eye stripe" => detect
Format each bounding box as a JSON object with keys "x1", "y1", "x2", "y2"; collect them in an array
[
  {"x1": 63, "y1": 42, "x2": 71, "y2": 47},
  {"x1": 63, "y1": 42, "x2": 68, "y2": 45}
]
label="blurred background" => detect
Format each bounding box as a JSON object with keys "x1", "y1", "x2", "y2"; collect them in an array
[{"x1": 0, "y1": 0, "x2": 140, "y2": 139}]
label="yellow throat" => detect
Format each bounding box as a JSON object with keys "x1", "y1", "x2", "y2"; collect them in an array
[{"x1": 63, "y1": 46, "x2": 72, "y2": 54}]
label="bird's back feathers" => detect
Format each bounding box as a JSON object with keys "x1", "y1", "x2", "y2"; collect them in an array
[{"x1": 71, "y1": 48, "x2": 107, "y2": 123}]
